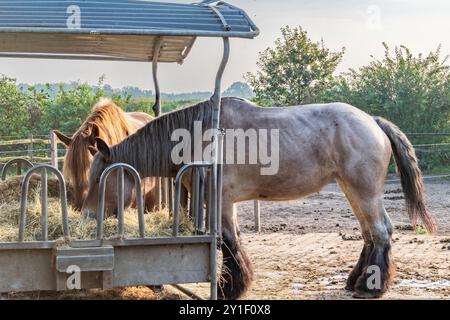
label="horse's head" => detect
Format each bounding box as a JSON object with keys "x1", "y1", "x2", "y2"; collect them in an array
[
  {"x1": 54, "y1": 124, "x2": 102, "y2": 209},
  {"x1": 82, "y1": 138, "x2": 135, "y2": 219}
]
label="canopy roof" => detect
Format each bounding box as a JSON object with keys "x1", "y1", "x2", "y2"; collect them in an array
[{"x1": 0, "y1": 0, "x2": 259, "y2": 62}]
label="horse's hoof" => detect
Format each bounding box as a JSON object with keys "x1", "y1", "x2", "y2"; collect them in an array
[{"x1": 353, "y1": 290, "x2": 384, "y2": 299}]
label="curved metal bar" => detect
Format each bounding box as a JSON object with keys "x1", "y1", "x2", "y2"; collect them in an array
[
  {"x1": 221, "y1": 2, "x2": 261, "y2": 36},
  {"x1": 216, "y1": 128, "x2": 225, "y2": 238},
  {"x1": 117, "y1": 166, "x2": 125, "y2": 237},
  {"x1": 208, "y1": 37, "x2": 230, "y2": 236},
  {"x1": 19, "y1": 164, "x2": 69, "y2": 242},
  {"x1": 173, "y1": 161, "x2": 212, "y2": 237},
  {"x1": 211, "y1": 37, "x2": 230, "y2": 113},
  {"x1": 207, "y1": 36, "x2": 230, "y2": 301},
  {"x1": 152, "y1": 36, "x2": 163, "y2": 117},
  {"x1": 190, "y1": 167, "x2": 198, "y2": 221},
  {"x1": 196, "y1": 168, "x2": 206, "y2": 233},
  {"x1": 96, "y1": 163, "x2": 145, "y2": 240},
  {"x1": 204, "y1": 4, "x2": 231, "y2": 31},
  {"x1": 40, "y1": 167, "x2": 48, "y2": 241},
  {"x1": 152, "y1": 36, "x2": 164, "y2": 211},
  {"x1": 1, "y1": 158, "x2": 34, "y2": 181}
]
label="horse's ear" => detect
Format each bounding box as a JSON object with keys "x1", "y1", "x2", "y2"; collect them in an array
[
  {"x1": 88, "y1": 146, "x2": 98, "y2": 157},
  {"x1": 53, "y1": 130, "x2": 72, "y2": 147},
  {"x1": 96, "y1": 138, "x2": 110, "y2": 160}
]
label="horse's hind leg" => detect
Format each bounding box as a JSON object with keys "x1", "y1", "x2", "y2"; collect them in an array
[
  {"x1": 337, "y1": 179, "x2": 374, "y2": 291},
  {"x1": 353, "y1": 201, "x2": 394, "y2": 298},
  {"x1": 337, "y1": 179, "x2": 394, "y2": 298}
]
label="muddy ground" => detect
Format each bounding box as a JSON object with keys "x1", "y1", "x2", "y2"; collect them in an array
[
  {"x1": 3, "y1": 178, "x2": 450, "y2": 300},
  {"x1": 185, "y1": 178, "x2": 450, "y2": 300}
]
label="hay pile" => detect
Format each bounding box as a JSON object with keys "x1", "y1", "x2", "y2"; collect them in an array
[
  {"x1": 2, "y1": 286, "x2": 183, "y2": 300},
  {"x1": 0, "y1": 174, "x2": 72, "y2": 204},
  {"x1": 0, "y1": 175, "x2": 192, "y2": 242}
]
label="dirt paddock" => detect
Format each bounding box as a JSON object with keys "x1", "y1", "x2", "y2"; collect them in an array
[
  {"x1": 187, "y1": 179, "x2": 450, "y2": 300},
  {"x1": 2, "y1": 179, "x2": 450, "y2": 300}
]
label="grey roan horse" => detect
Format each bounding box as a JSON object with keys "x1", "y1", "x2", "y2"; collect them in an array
[{"x1": 82, "y1": 97, "x2": 435, "y2": 299}]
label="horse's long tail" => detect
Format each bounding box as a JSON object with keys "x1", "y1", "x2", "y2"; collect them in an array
[{"x1": 374, "y1": 116, "x2": 436, "y2": 233}]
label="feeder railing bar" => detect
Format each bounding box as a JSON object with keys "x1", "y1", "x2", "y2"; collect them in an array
[
  {"x1": 1, "y1": 158, "x2": 34, "y2": 180},
  {"x1": 216, "y1": 128, "x2": 225, "y2": 238},
  {"x1": 196, "y1": 168, "x2": 206, "y2": 234},
  {"x1": 40, "y1": 167, "x2": 48, "y2": 241},
  {"x1": 18, "y1": 164, "x2": 69, "y2": 242},
  {"x1": 168, "y1": 178, "x2": 174, "y2": 214},
  {"x1": 97, "y1": 163, "x2": 145, "y2": 240},
  {"x1": 173, "y1": 161, "x2": 212, "y2": 237},
  {"x1": 190, "y1": 167, "x2": 198, "y2": 223},
  {"x1": 117, "y1": 166, "x2": 125, "y2": 238}
]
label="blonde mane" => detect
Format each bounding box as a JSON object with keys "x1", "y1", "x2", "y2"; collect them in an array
[{"x1": 64, "y1": 98, "x2": 134, "y2": 204}]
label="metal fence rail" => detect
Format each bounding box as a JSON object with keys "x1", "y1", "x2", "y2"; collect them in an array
[{"x1": 0, "y1": 131, "x2": 64, "y2": 172}]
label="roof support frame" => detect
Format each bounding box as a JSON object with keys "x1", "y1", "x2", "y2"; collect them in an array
[
  {"x1": 198, "y1": 3, "x2": 231, "y2": 31},
  {"x1": 151, "y1": 36, "x2": 163, "y2": 117},
  {"x1": 208, "y1": 36, "x2": 230, "y2": 300}
]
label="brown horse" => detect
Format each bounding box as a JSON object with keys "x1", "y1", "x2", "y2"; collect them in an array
[
  {"x1": 54, "y1": 98, "x2": 156, "y2": 213},
  {"x1": 82, "y1": 97, "x2": 435, "y2": 299}
]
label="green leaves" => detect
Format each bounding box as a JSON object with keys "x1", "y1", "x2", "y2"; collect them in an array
[
  {"x1": 0, "y1": 75, "x2": 33, "y2": 135},
  {"x1": 326, "y1": 44, "x2": 450, "y2": 135},
  {"x1": 245, "y1": 26, "x2": 345, "y2": 106}
]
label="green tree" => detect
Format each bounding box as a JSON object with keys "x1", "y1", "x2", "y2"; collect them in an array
[
  {"x1": 41, "y1": 81, "x2": 106, "y2": 134},
  {"x1": 23, "y1": 85, "x2": 50, "y2": 133},
  {"x1": 245, "y1": 26, "x2": 345, "y2": 106},
  {"x1": 324, "y1": 43, "x2": 450, "y2": 134},
  {"x1": 323, "y1": 43, "x2": 450, "y2": 172},
  {"x1": 0, "y1": 75, "x2": 29, "y2": 135}
]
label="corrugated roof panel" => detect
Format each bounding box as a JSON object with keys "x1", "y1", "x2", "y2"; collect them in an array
[{"x1": 0, "y1": 0, "x2": 259, "y2": 62}]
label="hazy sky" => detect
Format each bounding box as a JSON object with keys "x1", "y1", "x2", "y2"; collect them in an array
[{"x1": 0, "y1": 0, "x2": 449, "y2": 93}]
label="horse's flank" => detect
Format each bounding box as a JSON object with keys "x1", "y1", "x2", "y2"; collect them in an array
[{"x1": 86, "y1": 97, "x2": 435, "y2": 299}]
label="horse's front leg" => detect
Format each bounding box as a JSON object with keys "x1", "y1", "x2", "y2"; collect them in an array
[{"x1": 218, "y1": 198, "x2": 254, "y2": 300}]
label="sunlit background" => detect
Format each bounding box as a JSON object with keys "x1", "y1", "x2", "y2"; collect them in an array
[{"x1": 0, "y1": 0, "x2": 448, "y2": 93}]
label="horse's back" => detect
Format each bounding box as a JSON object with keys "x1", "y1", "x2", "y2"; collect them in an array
[
  {"x1": 221, "y1": 100, "x2": 392, "y2": 201},
  {"x1": 125, "y1": 112, "x2": 153, "y2": 131},
  {"x1": 225, "y1": 99, "x2": 387, "y2": 152}
]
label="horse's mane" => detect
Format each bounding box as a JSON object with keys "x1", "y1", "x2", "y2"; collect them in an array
[
  {"x1": 110, "y1": 99, "x2": 214, "y2": 177},
  {"x1": 64, "y1": 98, "x2": 133, "y2": 188}
]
